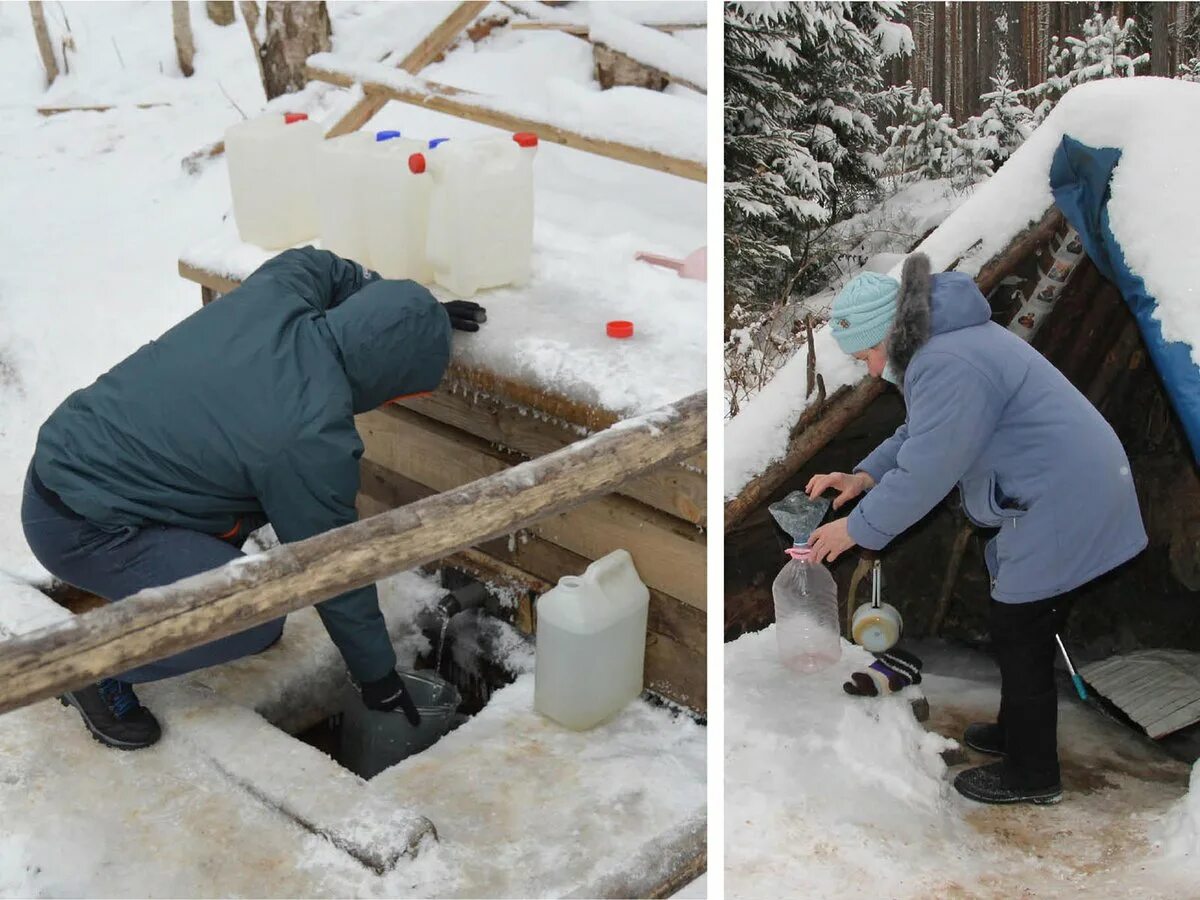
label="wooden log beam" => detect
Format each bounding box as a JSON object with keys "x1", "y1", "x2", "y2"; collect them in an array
[
  {"x1": 305, "y1": 58, "x2": 705, "y2": 181},
  {"x1": 0, "y1": 392, "x2": 705, "y2": 717},
  {"x1": 508, "y1": 21, "x2": 705, "y2": 34},
  {"x1": 358, "y1": 404, "x2": 706, "y2": 609},
  {"x1": 325, "y1": 0, "x2": 489, "y2": 138},
  {"x1": 724, "y1": 382, "x2": 873, "y2": 530},
  {"x1": 401, "y1": 389, "x2": 706, "y2": 524},
  {"x1": 724, "y1": 206, "x2": 1068, "y2": 530}
]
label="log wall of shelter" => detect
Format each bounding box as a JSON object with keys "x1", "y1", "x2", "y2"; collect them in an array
[
  {"x1": 726, "y1": 221, "x2": 1200, "y2": 659},
  {"x1": 894, "y1": 2, "x2": 1197, "y2": 122}
]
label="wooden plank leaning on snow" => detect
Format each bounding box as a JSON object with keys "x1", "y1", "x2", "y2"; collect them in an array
[
  {"x1": 183, "y1": 1, "x2": 487, "y2": 164},
  {"x1": 304, "y1": 55, "x2": 707, "y2": 182},
  {"x1": 723, "y1": 206, "x2": 1066, "y2": 531},
  {"x1": 325, "y1": 0, "x2": 490, "y2": 139},
  {"x1": 0, "y1": 391, "x2": 705, "y2": 717}
]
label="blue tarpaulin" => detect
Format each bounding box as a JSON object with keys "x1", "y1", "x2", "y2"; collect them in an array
[{"x1": 1050, "y1": 135, "x2": 1200, "y2": 463}]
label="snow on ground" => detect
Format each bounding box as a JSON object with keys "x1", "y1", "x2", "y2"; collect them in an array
[
  {"x1": 726, "y1": 629, "x2": 1200, "y2": 898},
  {"x1": 723, "y1": 179, "x2": 972, "y2": 499},
  {"x1": 0, "y1": 3, "x2": 705, "y2": 895}
]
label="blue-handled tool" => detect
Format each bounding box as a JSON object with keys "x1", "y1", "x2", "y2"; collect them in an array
[{"x1": 1055, "y1": 633, "x2": 1088, "y2": 701}]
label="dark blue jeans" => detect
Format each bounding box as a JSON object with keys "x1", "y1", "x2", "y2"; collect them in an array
[{"x1": 20, "y1": 463, "x2": 284, "y2": 684}]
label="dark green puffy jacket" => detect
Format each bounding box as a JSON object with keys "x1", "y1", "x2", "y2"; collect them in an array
[{"x1": 34, "y1": 247, "x2": 452, "y2": 682}]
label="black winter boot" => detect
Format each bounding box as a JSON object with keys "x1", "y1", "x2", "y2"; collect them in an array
[
  {"x1": 60, "y1": 678, "x2": 161, "y2": 750},
  {"x1": 953, "y1": 761, "x2": 1062, "y2": 805},
  {"x1": 963, "y1": 722, "x2": 1005, "y2": 756}
]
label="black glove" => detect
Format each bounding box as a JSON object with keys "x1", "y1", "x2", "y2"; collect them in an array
[
  {"x1": 843, "y1": 648, "x2": 923, "y2": 697},
  {"x1": 360, "y1": 669, "x2": 421, "y2": 726},
  {"x1": 441, "y1": 300, "x2": 488, "y2": 332}
]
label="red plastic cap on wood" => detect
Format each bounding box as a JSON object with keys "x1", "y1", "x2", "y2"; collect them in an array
[
  {"x1": 606, "y1": 320, "x2": 634, "y2": 339},
  {"x1": 513, "y1": 132, "x2": 538, "y2": 148},
  {"x1": 408, "y1": 153, "x2": 427, "y2": 174},
  {"x1": 284, "y1": 113, "x2": 308, "y2": 124}
]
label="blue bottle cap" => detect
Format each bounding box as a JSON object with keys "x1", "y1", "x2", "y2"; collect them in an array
[
  {"x1": 428, "y1": 137, "x2": 450, "y2": 148},
  {"x1": 375, "y1": 130, "x2": 402, "y2": 142}
]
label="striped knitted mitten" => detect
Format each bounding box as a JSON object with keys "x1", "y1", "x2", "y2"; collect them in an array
[{"x1": 843, "y1": 648, "x2": 924, "y2": 697}]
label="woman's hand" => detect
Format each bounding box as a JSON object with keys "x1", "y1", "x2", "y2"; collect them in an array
[
  {"x1": 807, "y1": 518, "x2": 858, "y2": 564},
  {"x1": 806, "y1": 471, "x2": 875, "y2": 510}
]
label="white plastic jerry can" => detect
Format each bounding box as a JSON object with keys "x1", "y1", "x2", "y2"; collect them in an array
[
  {"x1": 426, "y1": 132, "x2": 538, "y2": 297},
  {"x1": 361, "y1": 136, "x2": 433, "y2": 281},
  {"x1": 534, "y1": 549, "x2": 649, "y2": 730},
  {"x1": 224, "y1": 112, "x2": 321, "y2": 249},
  {"x1": 314, "y1": 131, "x2": 374, "y2": 264}
]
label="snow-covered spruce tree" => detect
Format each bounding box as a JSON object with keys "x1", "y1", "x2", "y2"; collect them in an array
[
  {"x1": 949, "y1": 116, "x2": 994, "y2": 190},
  {"x1": 972, "y1": 71, "x2": 1034, "y2": 168},
  {"x1": 1027, "y1": 13, "x2": 1150, "y2": 123},
  {"x1": 724, "y1": 2, "x2": 912, "y2": 316},
  {"x1": 883, "y1": 86, "x2": 959, "y2": 183}
]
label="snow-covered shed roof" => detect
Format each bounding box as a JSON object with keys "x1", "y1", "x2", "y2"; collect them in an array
[{"x1": 726, "y1": 76, "x2": 1200, "y2": 500}]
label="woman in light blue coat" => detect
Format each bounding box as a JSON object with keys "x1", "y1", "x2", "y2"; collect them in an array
[{"x1": 806, "y1": 253, "x2": 1146, "y2": 805}]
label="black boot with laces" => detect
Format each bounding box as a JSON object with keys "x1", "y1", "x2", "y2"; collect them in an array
[{"x1": 60, "y1": 678, "x2": 161, "y2": 750}]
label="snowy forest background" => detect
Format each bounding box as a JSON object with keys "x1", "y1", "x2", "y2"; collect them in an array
[{"x1": 724, "y1": 1, "x2": 1200, "y2": 416}]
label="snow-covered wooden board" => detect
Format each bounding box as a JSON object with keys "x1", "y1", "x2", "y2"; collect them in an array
[
  {"x1": 305, "y1": 54, "x2": 706, "y2": 180},
  {"x1": 1080, "y1": 649, "x2": 1200, "y2": 739}
]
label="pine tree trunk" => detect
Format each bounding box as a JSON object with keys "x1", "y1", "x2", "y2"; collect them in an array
[
  {"x1": 933, "y1": 2, "x2": 947, "y2": 105},
  {"x1": 963, "y1": 1, "x2": 978, "y2": 115},
  {"x1": 1152, "y1": 1, "x2": 1170, "y2": 75},
  {"x1": 260, "y1": 1, "x2": 331, "y2": 100},
  {"x1": 206, "y1": 1, "x2": 235, "y2": 26},
  {"x1": 239, "y1": 1, "x2": 266, "y2": 92},
  {"x1": 28, "y1": 1, "x2": 59, "y2": 87},
  {"x1": 1005, "y1": 2, "x2": 1025, "y2": 85},
  {"x1": 172, "y1": 1, "x2": 196, "y2": 78},
  {"x1": 949, "y1": 2, "x2": 962, "y2": 120},
  {"x1": 979, "y1": 2, "x2": 997, "y2": 95},
  {"x1": 911, "y1": 3, "x2": 931, "y2": 92}
]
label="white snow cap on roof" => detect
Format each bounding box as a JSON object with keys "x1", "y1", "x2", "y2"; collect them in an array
[{"x1": 912, "y1": 76, "x2": 1200, "y2": 365}]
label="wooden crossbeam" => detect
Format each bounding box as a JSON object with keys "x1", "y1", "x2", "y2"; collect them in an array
[
  {"x1": 305, "y1": 58, "x2": 706, "y2": 181},
  {"x1": 326, "y1": 1, "x2": 489, "y2": 138},
  {"x1": 0, "y1": 392, "x2": 705, "y2": 717}
]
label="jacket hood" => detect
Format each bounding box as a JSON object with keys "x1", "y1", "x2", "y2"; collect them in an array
[
  {"x1": 323, "y1": 280, "x2": 452, "y2": 413},
  {"x1": 886, "y1": 253, "x2": 992, "y2": 383}
]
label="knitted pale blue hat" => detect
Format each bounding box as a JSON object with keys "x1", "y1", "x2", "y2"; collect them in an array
[{"x1": 830, "y1": 272, "x2": 900, "y2": 355}]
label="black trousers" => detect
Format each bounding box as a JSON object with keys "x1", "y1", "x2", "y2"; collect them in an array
[{"x1": 990, "y1": 591, "x2": 1076, "y2": 789}]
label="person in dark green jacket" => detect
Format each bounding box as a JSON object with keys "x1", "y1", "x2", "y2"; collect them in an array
[{"x1": 21, "y1": 247, "x2": 485, "y2": 750}]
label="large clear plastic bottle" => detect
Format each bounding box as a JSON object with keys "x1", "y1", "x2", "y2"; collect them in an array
[{"x1": 772, "y1": 546, "x2": 842, "y2": 673}]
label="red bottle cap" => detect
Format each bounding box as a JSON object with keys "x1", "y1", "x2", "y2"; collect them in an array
[
  {"x1": 606, "y1": 320, "x2": 634, "y2": 339},
  {"x1": 513, "y1": 132, "x2": 538, "y2": 148},
  {"x1": 284, "y1": 112, "x2": 308, "y2": 124},
  {"x1": 408, "y1": 153, "x2": 427, "y2": 174}
]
